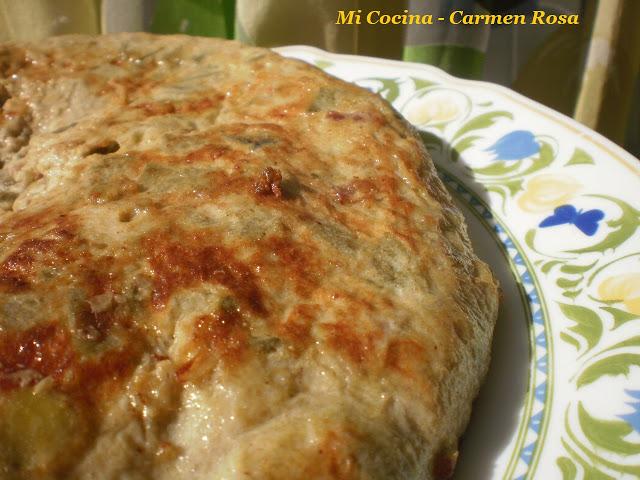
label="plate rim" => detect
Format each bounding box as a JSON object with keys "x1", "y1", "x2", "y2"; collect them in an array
[{"x1": 442, "y1": 167, "x2": 551, "y2": 479}]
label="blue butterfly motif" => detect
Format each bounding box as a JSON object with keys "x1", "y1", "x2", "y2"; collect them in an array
[
  {"x1": 539, "y1": 204, "x2": 605, "y2": 236},
  {"x1": 487, "y1": 130, "x2": 540, "y2": 161}
]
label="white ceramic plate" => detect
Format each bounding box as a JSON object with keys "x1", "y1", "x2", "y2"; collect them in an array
[{"x1": 276, "y1": 45, "x2": 640, "y2": 480}]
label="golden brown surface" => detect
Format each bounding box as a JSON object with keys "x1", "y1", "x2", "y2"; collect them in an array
[{"x1": 0, "y1": 33, "x2": 498, "y2": 479}]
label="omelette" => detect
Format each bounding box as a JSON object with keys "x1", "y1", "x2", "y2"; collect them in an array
[{"x1": 0, "y1": 33, "x2": 498, "y2": 479}]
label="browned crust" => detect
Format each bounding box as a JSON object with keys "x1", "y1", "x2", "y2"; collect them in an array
[{"x1": 0, "y1": 33, "x2": 498, "y2": 479}]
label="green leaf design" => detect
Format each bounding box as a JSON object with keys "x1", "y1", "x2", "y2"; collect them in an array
[
  {"x1": 476, "y1": 176, "x2": 519, "y2": 211},
  {"x1": 515, "y1": 141, "x2": 555, "y2": 177},
  {"x1": 541, "y1": 260, "x2": 564, "y2": 274},
  {"x1": 602, "y1": 306, "x2": 640, "y2": 329},
  {"x1": 571, "y1": 221, "x2": 638, "y2": 254},
  {"x1": 578, "y1": 402, "x2": 640, "y2": 455},
  {"x1": 452, "y1": 135, "x2": 480, "y2": 155},
  {"x1": 560, "y1": 260, "x2": 598, "y2": 274},
  {"x1": 586, "y1": 253, "x2": 640, "y2": 287},
  {"x1": 569, "y1": 195, "x2": 640, "y2": 254},
  {"x1": 525, "y1": 229, "x2": 537, "y2": 251},
  {"x1": 503, "y1": 179, "x2": 523, "y2": 195},
  {"x1": 485, "y1": 185, "x2": 508, "y2": 214},
  {"x1": 410, "y1": 77, "x2": 437, "y2": 90},
  {"x1": 473, "y1": 160, "x2": 522, "y2": 176},
  {"x1": 364, "y1": 78, "x2": 401, "y2": 103},
  {"x1": 588, "y1": 295, "x2": 619, "y2": 306},
  {"x1": 452, "y1": 111, "x2": 513, "y2": 141},
  {"x1": 556, "y1": 457, "x2": 577, "y2": 480},
  {"x1": 562, "y1": 290, "x2": 582, "y2": 299},
  {"x1": 565, "y1": 147, "x2": 594, "y2": 166},
  {"x1": 475, "y1": 142, "x2": 555, "y2": 182},
  {"x1": 577, "y1": 353, "x2": 640, "y2": 387},
  {"x1": 583, "y1": 469, "x2": 615, "y2": 480},
  {"x1": 561, "y1": 332, "x2": 581, "y2": 351},
  {"x1": 601, "y1": 335, "x2": 640, "y2": 354},
  {"x1": 561, "y1": 439, "x2": 617, "y2": 480},
  {"x1": 557, "y1": 277, "x2": 583, "y2": 289},
  {"x1": 559, "y1": 303, "x2": 603, "y2": 353}
]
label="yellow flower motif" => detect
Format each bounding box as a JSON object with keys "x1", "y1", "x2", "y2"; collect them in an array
[
  {"x1": 598, "y1": 274, "x2": 640, "y2": 315},
  {"x1": 404, "y1": 91, "x2": 463, "y2": 126},
  {"x1": 517, "y1": 174, "x2": 581, "y2": 213}
]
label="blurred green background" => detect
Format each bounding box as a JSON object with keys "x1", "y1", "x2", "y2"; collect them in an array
[{"x1": 0, "y1": 0, "x2": 638, "y2": 156}]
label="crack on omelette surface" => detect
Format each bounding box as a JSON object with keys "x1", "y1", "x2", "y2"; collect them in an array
[{"x1": 0, "y1": 34, "x2": 498, "y2": 479}]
